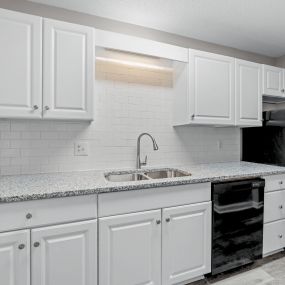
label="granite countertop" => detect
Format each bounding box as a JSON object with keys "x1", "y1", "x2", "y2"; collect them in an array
[{"x1": 1, "y1": 161, "x2": 285, "y2": 203}]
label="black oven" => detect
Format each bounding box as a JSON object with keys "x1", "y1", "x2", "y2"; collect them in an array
[{"x1": 211, "y1": 178, "x2": 265, "y2": 275}]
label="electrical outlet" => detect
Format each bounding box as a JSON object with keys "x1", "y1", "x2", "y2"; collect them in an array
[{"x1": 74, "y1": 142, "x2": 89, "y2": 156}]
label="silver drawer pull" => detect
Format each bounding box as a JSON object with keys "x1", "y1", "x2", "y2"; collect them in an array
[
  {"x1": 34, "y1": 242, "x2": 40, "y2": 248},
  {"x1": 166, "y1": 218, "x2": 171, "y2": 223},
  {"x1": 26, "y1": 213, "x2": 32, "y2": 219},
  {"x1": 18, "y1": 244, "x2": 25, "y2": 250},
  {"x1": 156, "y1": 220, "x2": 161, "y2": 225},
  {"x1": 280, "y1": 205, "x2": 283, "y2": 209},
  {"x1": 279, "y1": 181, "x2": 283, "y2": 185},
  {"x1": 279, "y1": 234, "x2": 283, "y2": 239}
]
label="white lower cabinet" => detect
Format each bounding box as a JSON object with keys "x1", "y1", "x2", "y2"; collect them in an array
[
  {"x1": 32, "y1": 220, "x2": 97, "y2": 285},
  {"x1": 99, "y1": 210, "x2": 162, "y2": 285},
  {"x1": 162, "y1": 202, "x2": 211, "y2": 285},
  {"x1": 1, "y1": 186, "x2": 212, "y2": 285},
  {"x1": 263, "y1": 174, "x2": 285, "y2": 256},
  {"x1": 0, "y1": 230, "x2": 30, "y2": 285},
  {"x1": 263, "y1": 220, "x2": 285, "y2": 255},
  {"x1": 99, "y1": 202, "x2": 211, "y2": 285}
]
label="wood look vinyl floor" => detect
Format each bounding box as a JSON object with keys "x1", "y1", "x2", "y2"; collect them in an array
[{"x1": 191, "y1": 252, "x2": 285, "y2": 285}]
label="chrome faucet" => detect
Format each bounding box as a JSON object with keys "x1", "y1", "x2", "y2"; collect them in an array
[{"x1": 136, "y1": 133, "x2": 159, "y2": 169}]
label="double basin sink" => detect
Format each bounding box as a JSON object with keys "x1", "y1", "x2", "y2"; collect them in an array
[{"x1": 105, "y1": 168, "x2": 191, "y2": 182}]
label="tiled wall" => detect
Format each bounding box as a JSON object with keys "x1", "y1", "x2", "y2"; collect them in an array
[{"x1": 0, "y1": 63, "x2": 241, "y2": 176}]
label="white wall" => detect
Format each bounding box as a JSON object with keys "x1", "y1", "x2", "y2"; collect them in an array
[{"x1": 0, "y1": 65, "x2": 240, "y2": 175}]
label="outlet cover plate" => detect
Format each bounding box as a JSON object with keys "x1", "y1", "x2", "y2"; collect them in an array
[{"x1": 74, "y1": 142, "x2": 89, "y2": 156}]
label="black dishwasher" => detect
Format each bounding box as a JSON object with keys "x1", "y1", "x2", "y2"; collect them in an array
[{"x1": 211, "y1": 178, "x2": 265, "y2": 275}]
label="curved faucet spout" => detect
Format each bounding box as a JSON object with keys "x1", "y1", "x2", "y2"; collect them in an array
[{"x1": 136, "y1": 133, "x2": 159, "y2": 169}]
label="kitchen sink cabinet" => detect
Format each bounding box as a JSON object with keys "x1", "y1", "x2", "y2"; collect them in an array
[
  {"x1": 162, "y1": 202, "x2": 211, "y2": 285},
  {"x1": 0, "y1": 230, "x2": 30, "y2": 285},
  {"x1": 99, "y1": 210, "x2": 162, "y2": 285},
  {"x1": 32, "y1": 220, "x2": 97, "y2": 285},
  {"x1": 99, "y1": 191, "x2": 211, "y2": 285}
]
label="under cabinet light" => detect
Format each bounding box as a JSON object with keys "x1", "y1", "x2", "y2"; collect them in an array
[{"x1": 96, "y1": 56, "x2": 173, "y2": 72}]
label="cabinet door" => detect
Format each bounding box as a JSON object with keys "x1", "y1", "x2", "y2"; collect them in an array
[
  {"x1": 99, "y1": 210, "x2": 161, "y2": 285},
  {"x1": 189, "y1": 49, "x2": 235, "y2": 125},
  {"x1": 235, "y1": 59, "x2": 262, "y2": 126},
  {"x1": 262, "y1": 65, "x2": 284, "y2": 97},
  {"x1": 0, "y1": 230, "x2": 30, "y2": 285},
  {"x1": 264, "y1": 190, "x2": 285, "y2": 223},
  {"x1": 0, "y1": 8, "x2": 42, "y2": 118},
  {"x1": 263, "y1": 220, "x2": 285, "y2": 255},
  {"x1": 32, "y1": 220, "x2": 97, "y2": 285},
  {"x1": 162, "y1": 202, "x2": 211, "y2": 285},
  {"x1": 43, "y1": 19, "x2": 94, "y2": 120}
]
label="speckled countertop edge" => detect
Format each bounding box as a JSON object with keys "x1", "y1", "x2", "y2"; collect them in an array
[{"x1": 1, "y1": 162, "x2": 285, "y2": 203}]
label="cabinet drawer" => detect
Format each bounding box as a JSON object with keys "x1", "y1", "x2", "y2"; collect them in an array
[
  {"x1": 98, "y1": 183, "x2": 211, "y2": 217},
  {"x1": 0, "y1": 195, "x2": 97, "y2": 232},
  {"x1": 264, "y1": 191, "x2": 285, "y2": 223},
  {"x1": 264, "y1": 174, "x2": 285, "y2": 192},
  {"x1": 263, "y1": 220, "x2": 285, "y2": 255}
]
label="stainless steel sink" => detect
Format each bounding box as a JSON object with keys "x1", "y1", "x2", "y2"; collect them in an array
[
  {"x1": 104, "y1": 172, "x2": 149, "y2": 182},
  {"x1": 105, "y1": 168, "x2": 191, "y2": 182},
  {"x1": 144, "y1": 169, "x2": 191, "y2": 179}
]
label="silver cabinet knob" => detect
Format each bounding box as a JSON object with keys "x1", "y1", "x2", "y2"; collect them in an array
[
  {"x1": 166, "y1": 218, "x2": 171, "y2": 223},
  {"x1": 279, "y1": 234, "x2": 283, "y2": 238},
  {"x1": 279, "y1": 181, "x2": 283, "y2": 185},
  {"x1": 156, "y1": 220, "x2": 161, "y2": 225},
  {"x1": 44, "y1": 106, "x2": 50, "y2": 111},
  {"x1": 191, "y1": 114, "x2": 195, "y2": 120},
  {"x1": 18, "y1": 244, "x2": 25, "y2": 250},
  {"x1": 26, "y1": 213, "x2": 32, "y2": 219},
  {"x1": 33, "y1": 105, "x2": 39, "y2": 110},
  {"x1": 280, "y1": 205, "x2": 283, "y2": 209},
  {"x1": 282, "y1": 89, "x2": 285, "y2": 93},
  {"x1": 34, "y1": 242, "x2": 40, "y2": 247}
]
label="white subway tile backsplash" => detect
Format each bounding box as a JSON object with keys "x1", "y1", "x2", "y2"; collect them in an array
[
  {"x1": 0, "y1": 77, "x2": 240, "y2": 175},
  {"x1": 0, "y1": 148, "x2": 20, "y2": 158}
]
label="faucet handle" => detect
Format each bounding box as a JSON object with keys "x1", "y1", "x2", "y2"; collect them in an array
[{"x1": 141, "y1": 155, "x2": 147, "y2": 166}]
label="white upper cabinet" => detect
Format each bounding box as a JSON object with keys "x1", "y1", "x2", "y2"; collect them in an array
[
  {"x1": 235, "y1": 59, "x2": 262, "y2": 127},
  {"x1": 99, "y1": 210, "x2": 161, "y2": 285},
  {"x1": 262, "y1": 65, "x2": 285, "y2": 97},
  {"x1": 32, "y1": 220, "x2": 97, "y2": 285},
  {"x1": 0, "y1": 9, "x2": 42, "y2": 118},
  {"x1": 162, "y1": 202, "x2": 211, "y2": 285},
  {"x1": 0, "y1": 230, "x2": 30, "y2": 285},
  {"x1": 43, "y1": 19, "x2": 95, "y2": 120},
  {"x1": 188, "y1": 49, "x2": 235, "y2": 125}
]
